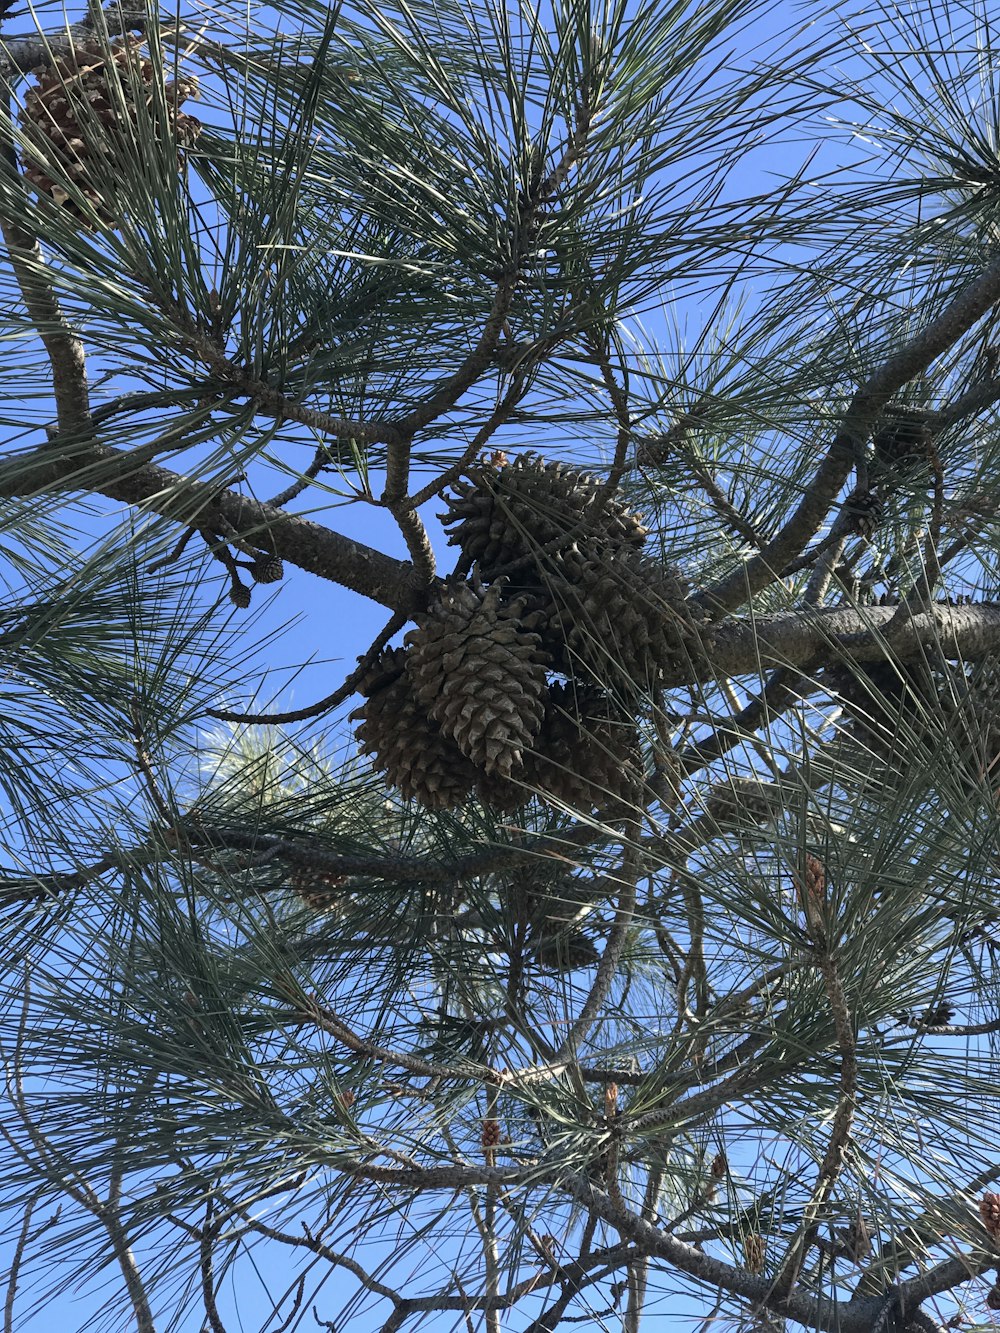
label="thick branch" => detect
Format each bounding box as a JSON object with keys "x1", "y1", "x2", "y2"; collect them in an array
[
  {"x1": 687, "y1": 602, "x2": 1000, "y2": 686},
  {"x1": 0, "y1": 441, "x2": 427, "y2": 613}
]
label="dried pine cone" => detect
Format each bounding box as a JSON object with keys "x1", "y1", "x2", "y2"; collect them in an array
[
  {"x1": 251, "y1": 556, "x2": 284, "y2": 584},
  {"x1": 481, "y1": 1118, "x2": 502, "y2": 1151},
  {"x1": 530, "y1": 926, "x2": 599, "y2": 971},
  {"x1": 351, "y1": 647, "x2": 478, "y2": 809},
  {"x1": 842, "y1": 489, "x2": 885, "y2": 539},
  {"x1": 544, "y1": 542, "x2": 708, "y2": 695},
  {"x1": 794, "y1": 853, "x2": 826, "y2": 937},
  {"x1": 527, "y1": 682, "x2": 642, "y2": 813},
  {"x1": 442, "y1": 452, "x2": 647, "y2": 582},
  {"x1": 406, "y1": 577, "x2": 548, "y2": 777},
  {"x1": 288, "y1": 865, "x2": 347, "y2": 913},
  {"x1": 872, "y1": 405, "x2": 934, "y2": 478},
  {"x1": 20, "y1": 36, "x2": 201, "y2": 225},
  {"x1": 981, "y1": 1194, "x2": 1000, "y2": 1241},
  {"x1": 512, "y1": 862, "x2": 593, "y2": 939},
  {"x1": 743, "y1": 1233, "x2": 766, "y2": 1274}
]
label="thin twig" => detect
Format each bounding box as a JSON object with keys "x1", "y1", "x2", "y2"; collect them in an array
[
  {"x1": 552, "y1": 838, "x2": 640, "y2": 1065},
  {"x1": 3, "y1": 1194, "x2": 37, "y2": 1333},
  {"x1": 128, "y1": 700, "x2": 175, "y2": 824},
  {"x1": 207, "y1": 610, "x2": 406, "y2": 723},
  {"x1": 772, "y1": 945, "x2": 857, "y2": 1298},
  {"x1": 410, "y1": 376, "x2": 529, "y2": 509},
  {"x1": 199, "y1": 1202, "x2": 228, "y2": 1333},
  {"x1": 266, "y1": 448, "x2": 332, "y2": 508}
]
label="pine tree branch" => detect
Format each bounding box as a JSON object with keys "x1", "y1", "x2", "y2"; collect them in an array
[
  {"x1": 699, "y1": 253, "x2": 1000, "y2": 617},
  {"x1": 0, "y1": 439, "x2": 428, "y2": 613},
  {"x1": 694, "y1": 602, "x2": 1000, "y2": 686},
  {"x1": 0, "y1": 92, "x2": 90, "y2": 437},
  {"x1": 772, "y1": 946, "x2": 857, "y2": 1297}
]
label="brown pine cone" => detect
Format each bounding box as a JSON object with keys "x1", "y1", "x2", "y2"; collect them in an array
[
  {"x1": 406, "y1": 577, "x2": 548, "y2": 778},
  {"x1": 351, "y1": 647, "x2": 478, "y2": 809}
]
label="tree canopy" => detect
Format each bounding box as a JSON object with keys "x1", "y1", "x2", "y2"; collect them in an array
[{"x1": 3, "y1": 1, "x2": 1000, "y2": 1331}]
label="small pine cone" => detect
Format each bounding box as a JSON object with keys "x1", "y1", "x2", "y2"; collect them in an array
[
  {"x1": 251, "y1": 556, "x2": 284, "y2": 584},
  {"x1": 405, "y1": 577, "x2": 548, "y2": 777},
  {"x1": 229, "y1": 581, "x2": 252, "y2": 608},
  {"x1": 844, "y1": 1216, "x2": 872, "y2": 1261},
  {"x1": 546, "y1": 542, "x2": 709, "y2": 694},
  {"x1": 481, "y1": 1118, "x2": 502, "y2": 1150},
  {"x1": 531, "y1": 926, "x2": 599, "y2": 971},
  {"x1": 506, "y1": 858, "x2": 590, "y2": 936},
  {"x1": 441, "y1": 452, "x2": 647, "y2": 580},
  {"x1": 19, "y1": 36, "x2": 200, "y2": 226},
  {"x1": 743, "y1": 1234, "x2": 766, "y2": 1274},
  {"x1": 710, "y1": 1151, "x2": 727, "y2": 1179},
  {"x1": 988, "y1": 1283, "x2": 1000, "y2": 1311},
  {"x1": 351, "y1": 647, "x2": 478, "y2": 809},
  {"x1": 705, "y1": 778, "x2": 779, "y2": 826},
  {"x1": 843, "y1": 488, "x2": 885, "y2": 538},
  {"x1": 872, "y1": 405, "x2": 934, "y2": 478},
  {"x1": 527, "y1": 683, "x2": 642, "y2": 814},
  {"x1": 982, "y1": 1194, "x2": 1000, "y2": 1241},
  {"x1": 288, "y1": 865, "x2": 347, "y2": 912},
  {"x1": 795, "y1": 853, "x2": 826, "y2": 936}
]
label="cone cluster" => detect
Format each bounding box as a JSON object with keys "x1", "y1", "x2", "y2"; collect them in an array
[
  {"x1": 354, "y1": 453, "x2": 704, "y2": 813},
  {"x1": 20, "y1": 36, "x2": 200, "y2": 225}
]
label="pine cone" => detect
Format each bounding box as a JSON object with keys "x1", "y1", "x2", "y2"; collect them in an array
[
  {"x1": 743, "y1": 1234, "x2": 766, "y2": 1274},
  {"x1": 872, "y1": 405, "x2": 934, "y2": 478},
  {"x1": 842, "y1": 489, "x2": 885, "y2": 538},
  {"x1": 528, "y1": 682, "x2": 642, "y2": 813},
  {"x1": 794, "y1": 853, "x2": 827, "y2": 937},
  {"x1": 406, "y1": 578, "x2": 548, "y2": 777},
  {"x1": 544, "y1": 542, "x2": 708, "y2": 694},
  {"x1": 508, "y1": 859, "x2": 593, "y2": 937},
  {"x1": 351, "y1": 647, "x2": 478, "y2": 809},
  {"x1": 251, "y1": 556, "x2": 284, "y2": 584},
  {"x1": 20, "y1": 36, "x2": 201, "y2": 226},
  {"x1": 288, "y1": 865, "x2": 347, "y2": 913},
  {"x1": 442, "y1": 453, "x2": 647, "y2": 582},
  {"x1": 981, "y1": 1194, "x2": 1000, "y2": 1242},
  {"x1": 530, "y1": 926, "x2": 599, "y2": 971}
]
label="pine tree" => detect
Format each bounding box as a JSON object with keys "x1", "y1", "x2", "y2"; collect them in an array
[{"x1": 2, "y1": 2, "x2": 1000, "y2": 1331}]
